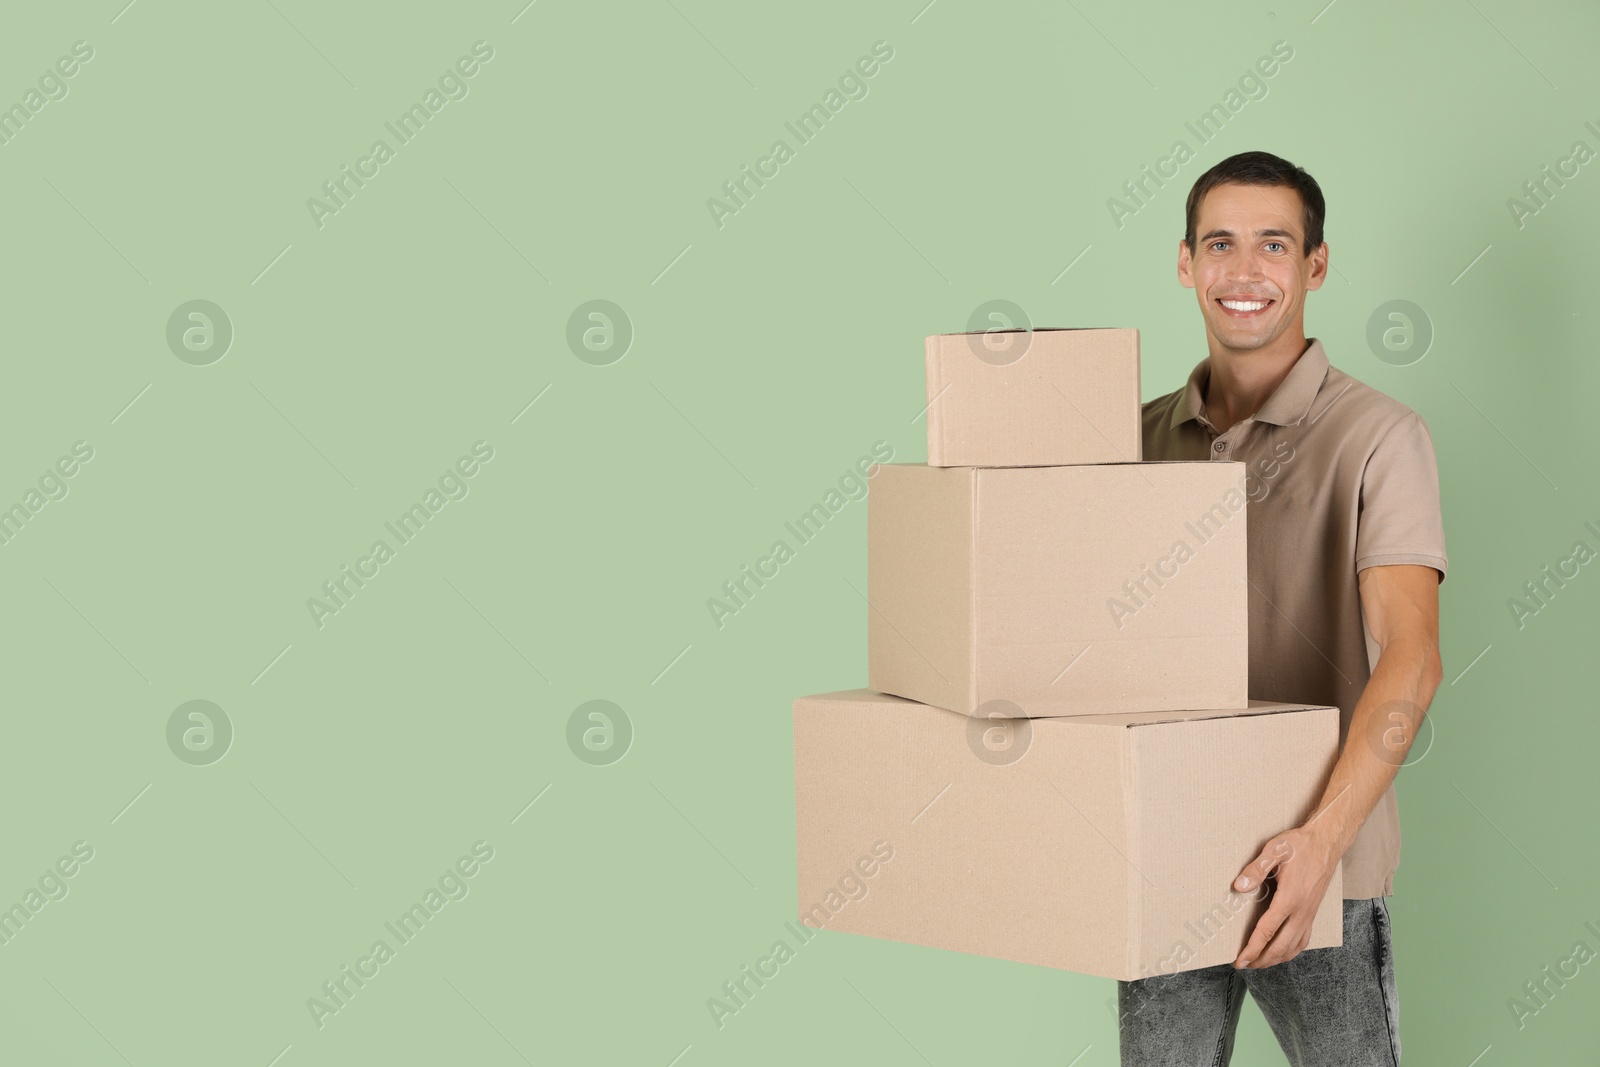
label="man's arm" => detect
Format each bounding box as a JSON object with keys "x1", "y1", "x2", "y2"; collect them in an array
[{"x1": 1230, "y1": 562, "x2": 1444, "y2": 969}]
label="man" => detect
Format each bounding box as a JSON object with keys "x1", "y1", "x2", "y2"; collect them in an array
[{"x1": 1124, "y1": 151, "x2": 1447, "y2": 1065}]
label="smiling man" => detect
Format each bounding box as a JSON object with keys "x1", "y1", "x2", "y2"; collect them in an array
[{"x1": 1125, "y1": 152, "x2": 1447, "y2": 1065}]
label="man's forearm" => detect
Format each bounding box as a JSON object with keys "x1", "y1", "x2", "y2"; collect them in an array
[{"x1": 1304, "y1": 635, "x2": 1443, "y2": 858}]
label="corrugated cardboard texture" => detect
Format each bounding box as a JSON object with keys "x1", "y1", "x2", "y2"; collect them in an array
[
  {"x1": 868, "y1": 463, "x2": 1248, "y2": 717},
  {"x1": 864, "y1": 464, "x2": 973, "y2": 714},
  {"x1": 925, "y1": 328, "x2": 1141, "y2": 468},
  {"x1": 792, "y1": 689, "x2": 1343, "y2": 981}
]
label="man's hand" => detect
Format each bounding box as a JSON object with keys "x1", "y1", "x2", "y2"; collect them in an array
[
  {"x1": 1231, "y1": 821, "x2": 1341, "y2": 970},
  {"x1": 1228, "y1": 565, "x2": 1443, "y2": 971}
]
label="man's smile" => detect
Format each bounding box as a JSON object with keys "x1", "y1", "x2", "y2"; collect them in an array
[{"x1": 1216, "y1": 296, "x2": 1276, "y2": 319}]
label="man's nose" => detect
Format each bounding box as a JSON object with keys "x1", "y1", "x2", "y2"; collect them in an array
[{"x1": 1231, "y1": 249, "x2": 1267, "y2": 282}]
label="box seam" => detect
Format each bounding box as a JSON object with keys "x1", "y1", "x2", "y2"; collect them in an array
[
  {"x1": 966, "y1": 468, "x2": 979, "y2": 712},
  {"x1": 1123, "y1": 726, "x2": 1142, "y2": 980},
  {"x1": 1131, "y1": 331, "x2": 1143, "y2": 461}
]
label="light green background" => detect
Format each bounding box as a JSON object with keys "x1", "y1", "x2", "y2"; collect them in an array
[{"x1": 0, "y1": 1, "x2": 1595, "y2": 1063}]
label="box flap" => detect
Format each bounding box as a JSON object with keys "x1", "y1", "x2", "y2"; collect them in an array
[{"x1": 1041, "y1": 699, "x2": 1337, "y2": 729}]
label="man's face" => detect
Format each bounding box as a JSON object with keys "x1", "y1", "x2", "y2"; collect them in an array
[{"x1": 1178, "y1": 182, "x2": 1327, "y2": 354}]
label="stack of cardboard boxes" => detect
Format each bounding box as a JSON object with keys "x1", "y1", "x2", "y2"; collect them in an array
[{"x1": 792, "y1": 328, "x2": 1345, "y2": 981}]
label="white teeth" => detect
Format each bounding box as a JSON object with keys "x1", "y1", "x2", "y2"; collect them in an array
[{"x1": 1221, "y1": 299, "x2": 1269, "y2": 311}]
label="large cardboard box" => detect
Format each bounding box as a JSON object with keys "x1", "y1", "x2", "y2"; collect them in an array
[
  {"x1": 867, "y1": 462, "x2": 1247, "y2": 717},
  {"x1": 792, "y1": 689, "x2": 1344, "y2": 981},
  {"x1": 925, "y1": 327, "x2": 1141, "y2": 468}
]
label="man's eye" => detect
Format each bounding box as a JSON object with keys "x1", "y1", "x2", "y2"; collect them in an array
[
  {"x1": 1266, "y1": 242, "x2": 1285, "y2": 252},
  {"x1": 1210, "y1": 242, "x2": 1229, "y2": 252}
]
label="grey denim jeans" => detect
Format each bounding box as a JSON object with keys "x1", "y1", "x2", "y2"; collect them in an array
[{"x1": 1117, "y1": 897, "x2": 1400, "y2": 1066}]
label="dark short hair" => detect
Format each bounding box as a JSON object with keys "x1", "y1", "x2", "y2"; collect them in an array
[{"x1": 1184, "y1": 151, "x2": 1325, "y2": 258}]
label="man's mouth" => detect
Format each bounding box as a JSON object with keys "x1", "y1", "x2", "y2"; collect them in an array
[{"x1": 1216, "y1": 297, "x2": 1274, "y2": 318}]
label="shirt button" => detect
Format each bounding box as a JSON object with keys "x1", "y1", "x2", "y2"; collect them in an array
[{"x1": 1213, "y1": 440, "x2": 1227, "y2": 453}]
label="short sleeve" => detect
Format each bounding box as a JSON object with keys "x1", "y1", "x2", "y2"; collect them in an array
[{"x1": 1355, "y1": 411, "x2": 1448, "y2": 582}]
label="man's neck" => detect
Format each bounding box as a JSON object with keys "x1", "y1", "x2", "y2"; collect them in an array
[{"x1": 1203, "y1": 335, "x2": 1312, "y2": 435}]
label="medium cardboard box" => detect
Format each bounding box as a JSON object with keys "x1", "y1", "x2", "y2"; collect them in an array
[
  {"x1": 867, "y1": 462, "x2": 1247, "y2": 717},
  {"x1": 925, "y1": 328, "x2": 1141, "y2": 468},
  {"x1": 792, "y1": 689, "x2": 1344, "y2": 981}
]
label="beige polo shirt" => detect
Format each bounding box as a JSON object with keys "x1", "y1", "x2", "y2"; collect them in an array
[{"x1": 1141, "y1": 337, "x2": 1448, "y2": 899}]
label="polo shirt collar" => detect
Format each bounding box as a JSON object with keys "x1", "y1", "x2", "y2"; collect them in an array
[{"x1": 1169, "y1": 338, "x2": 1330, "y2": 431}]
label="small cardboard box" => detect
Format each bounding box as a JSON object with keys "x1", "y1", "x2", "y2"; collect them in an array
[
  {"x1": 792, "y1": 689, "x2": 1344, "y2": 981},
  {"x1": 867, "y1": 462, "x2": 1247, "y2": 717},
  {"x1": 925, "y1": 327, "x2": 1141, "y2": 468}
]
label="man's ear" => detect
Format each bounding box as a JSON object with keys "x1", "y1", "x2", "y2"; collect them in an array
[
  {"x1": 1177, "y1": 239, "x2": 1196, "y2": 289},
  {"x1": 1305, "y1": 242, "x2": 1329, "y2": 292}
]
